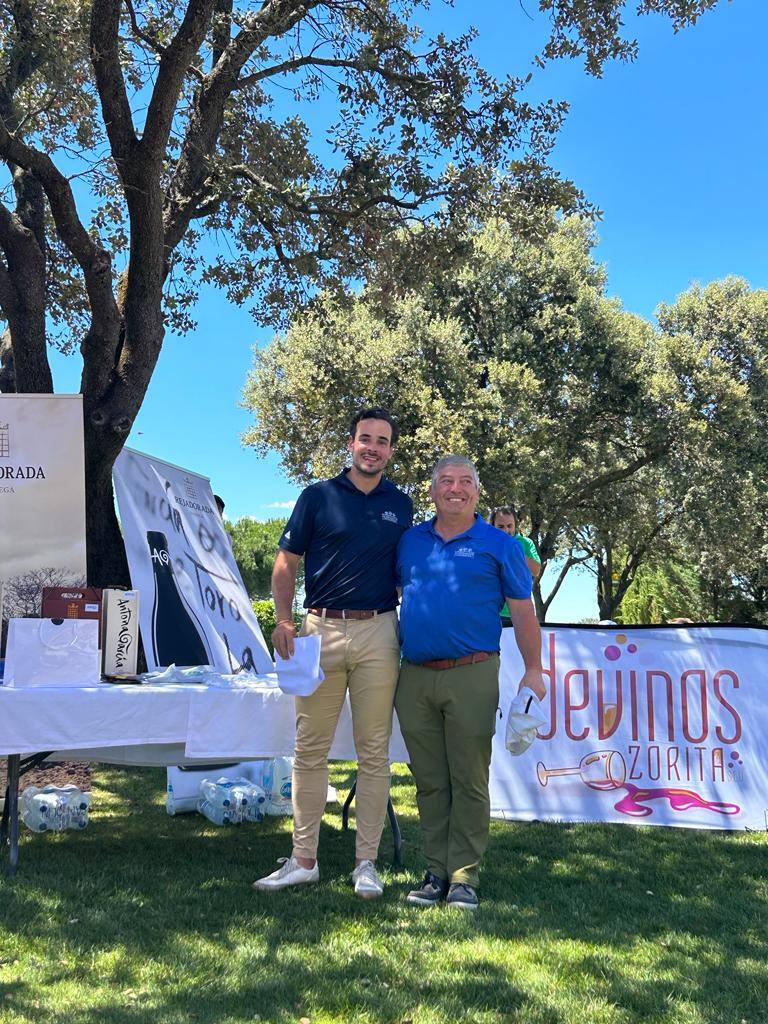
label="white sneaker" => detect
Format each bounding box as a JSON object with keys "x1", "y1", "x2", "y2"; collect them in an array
[
  {"x1": 253, "y1": 857, "x2": 319, "y2": 891},
  {"x1": 352, "y1": 859, "x2": 384, "y2": 900}
]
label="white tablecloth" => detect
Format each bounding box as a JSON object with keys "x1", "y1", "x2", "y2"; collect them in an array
[{"x1": 0, "y1": 683, "x2": 409, "y2": 764}]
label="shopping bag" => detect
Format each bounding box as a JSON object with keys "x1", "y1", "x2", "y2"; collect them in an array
[{"x1": 4, "y1": 618, "x2": 100, "y2": 688}]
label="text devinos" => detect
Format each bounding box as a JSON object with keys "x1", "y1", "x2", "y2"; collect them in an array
[{"x1": 537, "y1": 634, "x2": 741, "y2": 745}]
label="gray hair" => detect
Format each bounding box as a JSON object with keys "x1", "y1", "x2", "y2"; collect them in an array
[{"x1": 430, "y1": 455, "x2": 481, "y2": 489}]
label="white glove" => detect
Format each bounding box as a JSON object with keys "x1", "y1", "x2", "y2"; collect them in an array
[{"x1": 505, "y1": 686, "x2": 547, "y2": 756}]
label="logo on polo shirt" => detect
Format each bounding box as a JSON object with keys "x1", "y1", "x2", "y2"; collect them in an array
[
  {"x1": 283, "y1": 530, "x2": 291, "y2": 541},
  {"x1": 381, "y1": 511, "x2": 399, "y2": 524},
  {"x1": 455, "y1": 546, "x2": 475, "y2": 558}
]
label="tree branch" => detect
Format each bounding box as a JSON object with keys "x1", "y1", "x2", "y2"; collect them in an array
[
  {"x1": 229, "y1": 163, "x2": 433, "y2": 218},
  {"x1": 90, "y1": 0, "x2": 139, "y2": 164},
  {"x1": 541, "y1": 552, "x2": 590, "y2": 614},
  {"x1": 163, "y1": 0, "x2": 323, "y2": 252},
  {"x1": 0, "y1": 121, "x2": 121, "y2": 378},
  {"x1": 141, "y1": 0, "x2": 217, "y2": 158},
  {"x1": 236, "y1": 52, "x2": 427, "y2": 92}
]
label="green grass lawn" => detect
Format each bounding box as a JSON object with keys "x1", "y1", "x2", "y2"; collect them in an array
[{"x1": 1, "y1": 763, "x2": 767, "y2": 1024}]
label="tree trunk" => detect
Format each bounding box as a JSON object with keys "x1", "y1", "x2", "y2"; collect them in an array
[
  {"x1": 84, "y1": 422, "x2": 131, "y2": 588},
  {"x1": 532, "y1": 578, "x2": 545, "y2": 622}
]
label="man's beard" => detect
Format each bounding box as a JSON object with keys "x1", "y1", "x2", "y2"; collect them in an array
[{"x1": 353, "y1": 455, "x2": 383, "y2": 476}]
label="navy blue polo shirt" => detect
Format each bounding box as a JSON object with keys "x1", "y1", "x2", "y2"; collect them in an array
[
  {"x1": 397, "y1": 515, "x2": 532, "y2": 662},
  {"x1": 279, "y1": 469, "x2": 413, "y2": 610}
]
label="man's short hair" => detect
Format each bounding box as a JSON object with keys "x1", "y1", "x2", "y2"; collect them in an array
[
  {"x1": 430, "y1": 455, "x2": 480, "y2": 489},
  {"x1": 213, "y1": 494, "x2": 225, "y2": 515},
  {"x1": 349, "y1": 406, "x2": 400, "y2": 445},
  {"x1": 489, "y1": 505, "x2": 517, "y2": 526}
]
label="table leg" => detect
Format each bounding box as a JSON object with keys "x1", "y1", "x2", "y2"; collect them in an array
[
  {"x1": 342, "y1": 774, "x2": 402, "y2": 868},
  {"x1": 6, "y1": 754, "x2": 20, "y2": 876},
  {"x1": 386, "y1": 795, "x2": 402, "y2": 869},
  {"x1": 0, "y1": 785, "x2": 9, "y2": 848},
  {"x1": 341, "y1": 777, "x2": 357, "y2": 831}
]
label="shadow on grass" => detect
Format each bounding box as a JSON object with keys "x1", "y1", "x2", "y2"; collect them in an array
[{"x1": 1, "y1": 765, "x2": 767, "y2": 1023}]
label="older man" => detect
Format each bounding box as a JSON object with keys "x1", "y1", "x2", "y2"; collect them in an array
[{"x1": 395, "y1": 455, "x2": 545, "y2": 910}]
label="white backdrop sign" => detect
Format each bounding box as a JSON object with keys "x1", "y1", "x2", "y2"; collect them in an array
[
  {"x1": 0, "y1": 394, "x2": 87, "y2": 628},
  {"x1": 112, "y1": 447, "x2": 272, "y2": 674},
  {"x1": 492, "y1": 625, "x2": 768, "y2": 831}
]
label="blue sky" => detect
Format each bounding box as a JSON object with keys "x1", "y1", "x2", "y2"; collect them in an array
[{"x1": 49, "y1": 0, "x2": 768, "y2": 621}]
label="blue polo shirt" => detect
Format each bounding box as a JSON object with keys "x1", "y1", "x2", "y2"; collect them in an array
[
  {"x1": 397, "y1": 515, "x2": 532, "y2": 662},
  {"x1": 279, "y1": 470, "x2": 413, "y2": 610}
]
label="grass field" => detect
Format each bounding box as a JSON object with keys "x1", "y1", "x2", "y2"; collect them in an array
[{"x1": 1, "y1": 763, "x2": 767, "y2": 1024}]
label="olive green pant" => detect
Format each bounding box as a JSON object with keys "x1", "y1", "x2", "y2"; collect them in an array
[{"x1": 395, "y1": 656, "x2": 499, "y2": 888}]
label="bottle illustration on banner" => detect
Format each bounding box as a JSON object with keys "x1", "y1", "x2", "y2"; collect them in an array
[{"x1": 147, "y1": 530, "x2": 211, "y2": 667}]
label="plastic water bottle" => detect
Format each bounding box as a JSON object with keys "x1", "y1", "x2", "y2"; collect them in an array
[
  {"x1": 20, "y1": 787, "x2": 53, "y2": 832},
  {"x1": 199, "y1": 777, "x2": 246, "y2": 809},
  {"x1": 241, "y1": 783, "x2": 267, "y2": 823},
  {"x1": 196, "y1": 797, "x2": 237, "y2": 826}
]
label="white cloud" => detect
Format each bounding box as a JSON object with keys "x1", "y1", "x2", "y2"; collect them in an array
[{"x1": 262, "y1": 500, "x2": 296, "y2": 510}]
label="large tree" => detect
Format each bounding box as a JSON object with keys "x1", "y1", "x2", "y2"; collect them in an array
[
  {"x1": 0, "y1": 0, "x2": 728, "y2": 585},
  {"x1": 0, "y1": 0, "x2": 586, "y2": 584},
  {"x1": 592, "y1": 277, "x2": 768, "y2": 623},
  {"x1": 244, "y1": 215, "x2": 681, "y2": 619}
]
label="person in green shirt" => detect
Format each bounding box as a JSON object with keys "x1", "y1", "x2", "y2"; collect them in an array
[{"x1": 489, "y1": 506, "x2": 541, "y2": 579}]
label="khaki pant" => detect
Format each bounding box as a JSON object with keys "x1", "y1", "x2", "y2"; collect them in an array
[
  {"x1": 292, "y1": 611, "x2": 400, "y2": 862},
  {"x1": 395, "y1": 656, "x2": 500, "y2": 888}
]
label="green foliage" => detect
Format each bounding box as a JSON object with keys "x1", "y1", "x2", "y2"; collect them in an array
[
  {"x1": 244, "y1": 224, "x2": 768, "y2": 625},
  {"x1": 226, "y1": 516, "x2": 295, "y2": 600},
  {"x1": 619, "y1": 560, "x2": 710, "y2": 624},
  {"x1": 243, "y1": 215, "x2": 673, "y2": 620},
  {"x1": 252, "y1": 598, "x2": 304, "y2": 655},
  {"x1": 538, "y1": 0, "x2": 723, "y2": 76}
]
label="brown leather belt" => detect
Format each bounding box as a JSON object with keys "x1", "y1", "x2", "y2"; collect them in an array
[
  {"x1": 308, "y1": 608, "x2": 391, "y2": 620},
  {"x1": 418, "y1": 651, "x2": 497, "y2": 671}
]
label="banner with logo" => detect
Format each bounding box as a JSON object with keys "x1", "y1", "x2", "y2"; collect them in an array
[
  {"x1": 492, "y1": 625, "x2": 768, "y2": 831},
  {"x1": 112, "y1": 447, "x2": 273, "y2": 674},
  {"x1": 0, "y1": 394, "x2": 87, "y2": 633}
]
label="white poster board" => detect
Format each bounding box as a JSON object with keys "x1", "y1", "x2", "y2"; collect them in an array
[
  {"x1": 0, "y1": 394, "x2": 87, "y2": 630},
  {"x1": 112, "y1": 447, "x2": 272, "y2": 673},
  {"x1": 492, "y1": 624, "x2": 768, "y2": 831}
]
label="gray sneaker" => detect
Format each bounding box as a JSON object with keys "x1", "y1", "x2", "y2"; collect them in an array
[
  {"x1": 406, "y1": 872, "x2": 449, "y2": 907},
  {"x1": 446, "y1": 882, "x2": 479, "y2": 910},
  {"x1": 352, "y1": 859, "x2": 384, "y2": 899}
]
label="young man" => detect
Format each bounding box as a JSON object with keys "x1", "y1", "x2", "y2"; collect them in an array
[
  {"x1": 489, "y1": 505, "x2": 542, "y2": 579},
  {"x1": 396, "y1": 456, "x2": 545, "y2": 910},
  {"x1": 254, "y1": 407, "x2": 413, "y2": 899}
]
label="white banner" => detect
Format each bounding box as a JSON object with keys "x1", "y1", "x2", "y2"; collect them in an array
[
  {"x1": 492, "y1": 624, "x2": 768, "y2": 830},
  {"x1": 112, "y1": 447, "x2": 272, "y2": 674},
  {"x1": 0, "y1": 394, "x2": 87, "y2": 629}
]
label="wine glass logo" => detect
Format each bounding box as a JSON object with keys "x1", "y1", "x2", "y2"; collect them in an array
[{"x1": 537, "y1": 749, "x2": 627, "y2": 792}]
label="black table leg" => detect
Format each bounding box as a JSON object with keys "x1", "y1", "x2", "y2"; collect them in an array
[
  {"x1": 6, "y1": 754, "x2": 20, "y2": 876},
  {"x1": 386, "y1": 795, "x2": 402, "y2": 868},
  {"x1": 341, "y1": 778, "x2": 356, "y2": 831},
  {"x1": 2, "y1": 752, "x2": 54, "y2": 876},
  {"x1": 342, "y1": 773, "x2": 402, "y2": 868}
]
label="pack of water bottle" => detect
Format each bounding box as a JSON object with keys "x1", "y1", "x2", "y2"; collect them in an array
[
  {"x1": 196, "y1": 776, "x2": 267, "y2": 826},
  {"x1": 20, "y1": 784, "x2": 92, "y2": 833}
]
